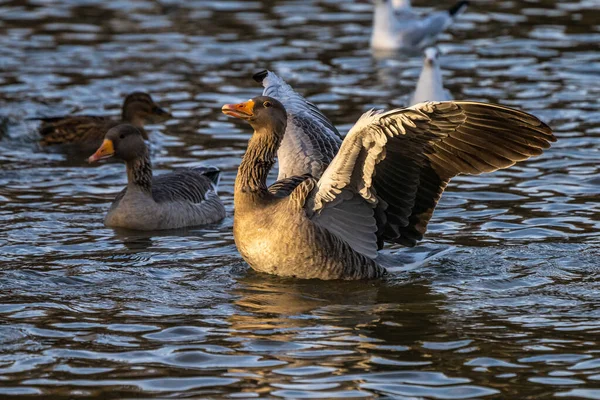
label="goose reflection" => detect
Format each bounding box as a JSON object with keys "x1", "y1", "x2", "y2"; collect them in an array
[
  {"x1": 229, "y1": 272, "x2": 447, "y2": 344},
  {"x1": 112, "y1": 228, "x2": 155, "y2": 250}
]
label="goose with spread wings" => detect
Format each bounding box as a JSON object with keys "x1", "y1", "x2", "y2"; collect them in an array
[{"x1": 222, "y1": 97, "x2": 555, "y2": 280}]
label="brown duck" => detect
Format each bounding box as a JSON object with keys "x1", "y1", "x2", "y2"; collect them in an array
[
  {"x1": 35, "y1": 92, "x2": 171, "y2": 147},
  {"x1": 222, "y1": 96, "x2": 555, "y2": 280}
]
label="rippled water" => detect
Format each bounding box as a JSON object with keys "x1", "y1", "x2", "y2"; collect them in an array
[{"x1": 1, "y1": 0, "x2": 599, "y2": 398}]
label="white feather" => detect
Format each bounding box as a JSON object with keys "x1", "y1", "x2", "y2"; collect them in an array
[
  {"x1": 410, "y1": 47, "x2": 452, "y2": 105},
  {"x1": 259, "y1": 70, "x2": 342, "y2": 180},
  {"x1": 371, "y1": 0, "x2": 467, "y2": 51}
]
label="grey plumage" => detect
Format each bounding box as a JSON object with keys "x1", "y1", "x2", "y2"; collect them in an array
[
  {"x1": 268, "y1": 174, "x2": 313, "y2": 198},
  {"x1": 254, "y1": 70, "x2": 342, "y2": 179},
  {"x1": 112, "y1": 167, "x2": 219, "y2": 206},
  {"x1": 90, "y1": 124, "x2": 225, "y2": 231},
  {"x1": 224, "y1": 98, "x2": 555, "y2": 280}
]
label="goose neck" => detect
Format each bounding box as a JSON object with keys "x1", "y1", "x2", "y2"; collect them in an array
[
  {"x1": 235, "y1": 129, "x2": 280, "y2": 194},
  {"x1": 125, "y1": 150, "x2": 153, "y2": 194}
]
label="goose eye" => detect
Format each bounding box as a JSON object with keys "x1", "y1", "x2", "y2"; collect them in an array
[
  {"x1": 263, "y1": 101, "x2": 272, "y2": 108},
  {"x1": 120, "y1": 134, "x2": 125, "y2": 139}
]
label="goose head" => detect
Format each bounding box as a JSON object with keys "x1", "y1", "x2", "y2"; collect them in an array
[
  {"x1": 222, "y1": 96, "x2": 287, "y2": 140},
  {"x1": 88, "y1": 124, "x2": 147, "y2": 163}
]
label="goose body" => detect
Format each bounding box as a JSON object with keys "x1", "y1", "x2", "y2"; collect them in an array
[
  {"x1": 410, "y1": 47, "x2": 452, "y2": 105},
  {"x1": 89, "y1": 125, "x2": 225, "y2": 231},
  {"x1": 371, "y1": 0, "x2": 469, "y2": 51},
  {"x1": 233, "y1": 179, "x2": 384, "y2": 280},
  {"x1": 223, "y1": 97, "x2": 555, "y2": 280},
  {"x1": 35, "y1": 92, "x2": 171, "y2": 147}
]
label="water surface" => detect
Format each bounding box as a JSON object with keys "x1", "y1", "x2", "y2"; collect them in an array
[{"x1": 1, "y1": 0, "x2": 599, "y2": 398}]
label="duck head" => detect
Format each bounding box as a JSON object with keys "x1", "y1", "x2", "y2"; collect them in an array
[{"x1": 122, "y1": 92, "x2": 172, "y2": 126}]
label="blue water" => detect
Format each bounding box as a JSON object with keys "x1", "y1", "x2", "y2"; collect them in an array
[{"x1": 0, "y1": 0, "x2": 599, "y2": 398}]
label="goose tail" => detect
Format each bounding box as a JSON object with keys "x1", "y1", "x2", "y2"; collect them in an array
[{"x1": 194, "y1": 166, "x2": 221, "y2": 187}]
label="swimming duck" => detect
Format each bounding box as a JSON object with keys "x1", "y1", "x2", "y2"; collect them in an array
[
  {"x1": 223, "y1": 97, "x2": 555, "y2": 280},
  {"x1": 35, "y1": 92, "x2": 171, "y2": 147},
  {"x1": 88, "y1": 124, "x2": 225, "y2": 231},
  {"x1": 371, "y1": 0, "x2": 469, "y2": 51},
  {"x1": 253, "y1": 70, "x2": 342, "y2": 179},
  {"x1": 410, "y1": 47, "x2": 452, "y2": 105}
]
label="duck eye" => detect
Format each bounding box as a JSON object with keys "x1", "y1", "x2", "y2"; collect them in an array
[
  {"x1": 263, "y1": 101, "x2": 272, "y2": 108},
  {"x1": 120, "y1": 134, "x2": 125, "y2": 139}
]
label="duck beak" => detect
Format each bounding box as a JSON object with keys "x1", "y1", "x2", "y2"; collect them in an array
[
  {"x1": 151, "y1": 106, "x2": 173, "y2": 121},
  {"x1": 88, "y1": 139, "x2": 115, "y2": 163},
  {"x1": 158, "y1": 106, "x2": 173, "y2": 118},
  {"x1": 222, "y1": 100, "x2": 255, "y2": 120}
]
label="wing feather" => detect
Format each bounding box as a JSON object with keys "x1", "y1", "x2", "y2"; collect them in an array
[
  {"x1": 313, "y1": 101, "x2": 555, "y2": 248},
  {"x1": 256, "y1": 70, "x2": 342, "y2": 179},
  {"x1": 310, "y1": 190, "x2": 379, "y2": 259},
  {"x1": 152, "y1": 169, "x2": 219, "y2": 204}
]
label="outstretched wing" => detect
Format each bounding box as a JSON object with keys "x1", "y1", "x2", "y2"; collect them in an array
[
  {"x1": 313, "y1": 101, "x2": 556, "y2": 248},
  {"x1": 254, "y1": 70, "x2": 342, "y2": 179}
]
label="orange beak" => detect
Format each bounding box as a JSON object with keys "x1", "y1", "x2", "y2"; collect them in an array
[
  {"x1": 222, "y1": 100, "x2": 255, "y2": 120},
  {"x1": 88, "y1": 139, "x2": 115, "y2": 163}
]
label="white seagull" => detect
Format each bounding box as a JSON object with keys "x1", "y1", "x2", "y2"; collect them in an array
[
  {"x1": 410, "y1": 47, "x2": 452, "y2": 105},
  {"x1": 371, "y1": 0, "x2": 470, "y2": 51}
]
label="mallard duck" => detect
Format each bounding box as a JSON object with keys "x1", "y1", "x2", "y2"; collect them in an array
[
  {"x1": 223, "y1": 97, "x2": 555, "y2": 280},
  {"x1": 410, "y1": 47, "x2": 452, "y2": 105},
  {"x1": 371, "y1": 0, "x2": 469, "y2": 51},
  {"x1": 88, "y1": 124, "x2": 225, "y2": 230},
  {"x1": 253, "y1": 70, "x2": 342, "y2": 180},
  {"x1": 35, "y1": 92, "x2": 172, "y2": 147}
]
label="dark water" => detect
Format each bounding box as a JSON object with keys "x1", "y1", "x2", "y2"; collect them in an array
[{"x1": 1, "y1": 0, "x2": 599, "y2": 398}]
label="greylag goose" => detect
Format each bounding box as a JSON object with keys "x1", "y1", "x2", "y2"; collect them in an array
[
  {"x1": 371, "y1": 0, "x2": 469, "y2": 51},
  {"x1": 88, "y1": 124, "x2": 225, "y2": 230},
  {"x1": 253, "y1": 70, "x2": 342, "y2": 179},
  {"x1": 34, "y1": 92, "x2": 172, "y2": 147},
  {"x1": 410, "y1": 47, "x2": 452, "y2": 105},
  {"x1": 223, "y1": 97, "x2": 555, "y2": 280}
]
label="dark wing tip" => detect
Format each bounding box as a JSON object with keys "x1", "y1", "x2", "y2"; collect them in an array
[
  {"x1": 449, "y1": 0, "x2": 469, "y2": 16},
  {"x1": 537, "y1": 121, "x2": 557, "y2": 145},
  {"x1": 252, "y1": 70, "x2": 269, "y2": 83},
  {"x1": 459, "y1": 101, "x2": 557, "y2": 146},
  {"x1": 513, "y1": 109, "x2": 557, "y2": 146},
  {"x1": 194, "y1": 166, "x2": 221, "y2": 185}
]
